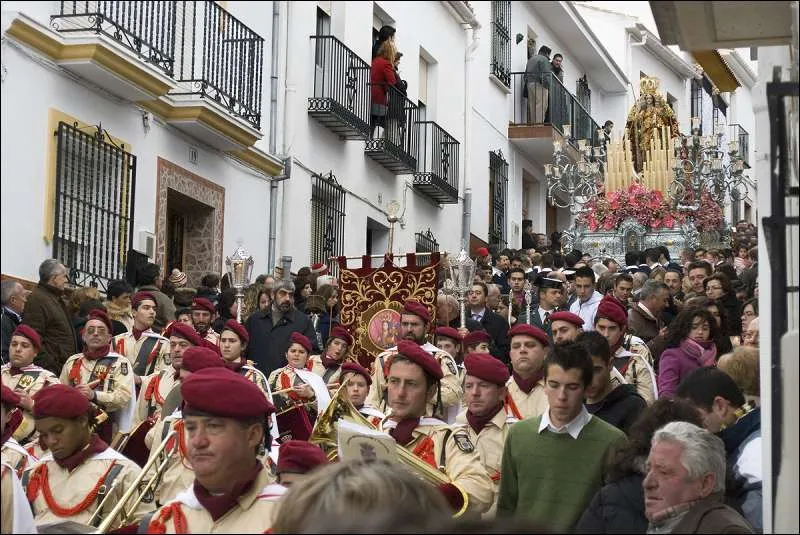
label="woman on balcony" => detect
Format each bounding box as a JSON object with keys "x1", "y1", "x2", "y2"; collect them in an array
[{"x1": 370, "y1": 39, "x2": 397, "y2": 139}]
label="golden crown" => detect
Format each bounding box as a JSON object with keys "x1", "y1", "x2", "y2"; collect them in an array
[{"x1": 640, "y1": 77, "x2": 661, "y2": 96}]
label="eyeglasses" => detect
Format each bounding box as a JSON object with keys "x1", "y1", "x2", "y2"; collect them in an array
[{"x1": 85, "y1": 327, "x2": 109, "y2": 335}]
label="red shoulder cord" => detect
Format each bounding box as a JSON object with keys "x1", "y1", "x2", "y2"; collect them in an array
[
  {"x1": 68, "y1": 358, "x2": 83, "y2": 386},
  {"x1": 165, "y1": 420, "x2": 188, "y2": 460},
  {"x1": 279, "y1": 370, "x2": 301, "y2": 402},
  {"x1": 147, "y1": 503, "x2": 188, "y2": 534},
  {"x1": 27, "y1": 461, "x2": 118, "y2": 516},
  {"x1": 411, "y1": 436, "x2": 437, "y2": 469},
  {"x1": 115, "y1": 338, "x2": 126, "y2": 355},
  {"x1": 144, "y1": 374, "x2": 165, "y2": 406},
  {"x1": 504, "y1": 393, "x2": 523, "y2": 421},
  {"x1": 145, "y1": 341, "x2": 162, "y2": 369}
]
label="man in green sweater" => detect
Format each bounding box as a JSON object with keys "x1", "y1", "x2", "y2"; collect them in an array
[{"x1": 497, "y1": 341, "x2": 625, "y2": 531}]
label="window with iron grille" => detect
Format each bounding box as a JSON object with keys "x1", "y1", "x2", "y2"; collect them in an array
[
  {"x1": 576, "y1": 75, "x2": 591, "y2": 114},
  {"x1": 311, "y1": 172, "x2": 346, "y2": 274},
  {"x1": 489, "y1": 150, "x2": 508, "y2": 249},
  {"x1": 691, "y1": 78, "x2": 703, "y2": 134},
  {"x1": 415, "y1": 228, "x2": 439, "y2": 266},
  {"x1": 53, "y1": 121, "x2": 136, "y2": 291},
  {"x1": 490, "y1": 1, "x2": 511, "y2": 87}
]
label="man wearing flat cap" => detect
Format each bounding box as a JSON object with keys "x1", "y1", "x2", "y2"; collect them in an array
[
  {"x1": 2, "y1": 383, "x2": 36, "y2": 477},
  {"x1": 531, "y1": 276, "x2": 566, "y2": 340},
  {"x1": 190, "y1": 297, "x2": 219, "y2": 345},
  {"x1": 275, "y1": 439, "x2": 328, "y2": 487},
  {"x1": 113, "y1": 292, "x2": 170, "y2": 385},
  {"x1": 504, "y1": 324, "x2": 551, "y2": 421},
  {"x1": 59, "y1": 310, "x2": 136, "y2": 444},
  {"x1": 1, "y1": 325, "x2": 60, "y2": 447},
  {"x1": 143, "y1": 346, "x2": 228, "y2": 507},
  {"x1": 138, "y1": 368, "x2": 282, "y2": 533},
  {"x1": 306, "y1": 325, "x2": 355, "y2": 390},
  {"x1": 455, "y1": 352, "x2": 516, "y2": 517},
  {"x1": 367, "y1": 299, "x2": 463, "y2": 424},
  {"x1": 381, "y1": 340, "x2": 493, "y2": 516},
  {"x1": 593, "y1": 295, "x2": 657, "y2": 404},
  {"x1": 23, "y1": 384, "x2": 151, "y2": 529}
]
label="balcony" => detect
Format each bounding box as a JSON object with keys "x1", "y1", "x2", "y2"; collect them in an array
[
  {"x1": 364, "y1": 84, "x2": 419, "y2": 174},
  {"x1": 5, "y1": 2, "x2": 266, "y2": 151},
  {"x1": 729, "y1": 123, "x2": 750, "y2": 168},
  {"x1": 413, "y1": 122, "x2": 460, "y2": 204},
  {"x1": 507, "y1": 72, "x2": 601, "y2": 163},
  {"x1": 308, "y1": 35, "x2": 371, "y2": 140}
]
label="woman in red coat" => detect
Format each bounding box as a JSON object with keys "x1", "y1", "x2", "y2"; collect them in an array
[{"x1": 370, "y1": 39, "x2": 397, "y2": 138}]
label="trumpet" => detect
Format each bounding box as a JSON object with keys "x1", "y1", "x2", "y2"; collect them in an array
[
  {"x1": 92, "y1": 428, "x2": 178, "y2": 533},
  {"x1": 309, "y1": 383, "x2": 470, "y2": 517}
]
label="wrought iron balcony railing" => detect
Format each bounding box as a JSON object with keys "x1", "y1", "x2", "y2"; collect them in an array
[
  {"x1": 365, "y1": 83, "x2": 419, "y2": 174},
  {"x1": 729, "y1": 123, "x2": 750, "y2": 168},
  {"x1": 308, "y1": 35, "x2": 372, "y2": 139},
  {"x1": 51, "y1": 1, "x2": 264, "y2": 129},
  {"x1": 51, "y1": 1, "x2": 177, "y2": 76},
  {"x1": 509, "y1": 71, "x2": 602, "y2": 149},
  {"x1": 413, "y1": 121, "x2": 460, "y2": 204}
]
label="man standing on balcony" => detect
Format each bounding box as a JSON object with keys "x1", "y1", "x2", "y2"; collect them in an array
[{"x1": 524, "y1": 46, "x2": 552, "y2": 124}]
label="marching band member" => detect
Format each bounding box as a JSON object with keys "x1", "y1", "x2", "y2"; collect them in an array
[
  {"x1": 268, "y1": 333, "x2": 330, "y2": 428},
  {"x1": 139, "y1": 368, "x2": 282, "y2": 533},
  {"x1": 434, "y1": 327, "x2": 463, "y2": 384},
  {"x1": 23, "y1": 384, "x2": 152, "y2": 529},
  {"x1": 306, "y1": 325, "x2": 354, "y2": 390},
  {"x1": 455, "y1": 352, "x2": 516, "y2": 517},
  {"x1": 462, "y1": 330, "x2": 492, "y2": 355},
  {"x1": 1, "y1": 459, "x2": 37, "y2": 534},
  {"x1": 190, "y1": 298, "x2": 219, "y2": 345},
  {"x1": 2, "y1": 384, "x2": 36, "y2": 477},
  {"x1": 113, "y1": 292, "x2": 170, "y2": 385},
  {"x1": 144, "y1": 347, "x2": 225, "y2": 507},
  {"x1": 274, "y1": 440, "x2": 328, "y2": 488},
  {"x1": 339, "y1": 362, "x2": 384, "y2": 427},
  {"x1": 1, "y1": 326, "x2": 59, "y2": 447},
  {"x1": 59, "y1": 310, "x2": 136, "y2": 444},
  {"x1": 504, "y1": 324, "x2": 550, "y2": 421},
  {"x1": 137, "y1": 322, "x2": 203, "y2": 426},
  {"x1": 381, "y1": 340, "x2": 493, "y2": 515},
  {"x1": 368, "y1": 300, "x2": 462, "y2": 423}
]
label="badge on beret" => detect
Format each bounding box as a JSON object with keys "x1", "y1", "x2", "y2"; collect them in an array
[
  {"x1": 120, "y1": 362, "x2": 128, "y2": 376},
  {"x1": 453, "y1": 432, "x2": 475, "y2": 453}
]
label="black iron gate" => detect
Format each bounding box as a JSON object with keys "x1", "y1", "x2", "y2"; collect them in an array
[
  {"x1": 415, "y1": 228, "x2": 440, "y2": 266},
  {"x1": 53, "y1": 121, "x2": 136, "y2": 290},
  {"x1": 311, "y1": 172, "x2": 346, "y2": 275},
  {"x1": 489, "y1": 150, "x2": 508, "y2": 250}
]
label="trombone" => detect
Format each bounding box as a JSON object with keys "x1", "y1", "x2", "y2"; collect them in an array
[{"x1": 91, "y1": 428, "x2": 178, "y2": 533}]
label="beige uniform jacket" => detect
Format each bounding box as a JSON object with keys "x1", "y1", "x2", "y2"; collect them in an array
[
  {"x1": 383, "y1": 417, "x2": 494, "y2": 515},
  {"x1": 306, "y1": 354, "x2": 344, "y2": 388},
  {"x1": 113, "y1": 330, "x2": 170, "y2": 378},
  {"x1": 136, "y1": 368, "x2": 179, "y2": 424},
  {"x1": 368, "y1": 344, "x2": 463, "y2": 421},
  {"x1": 237, "y1": 362, "x2": 272, "y2": 399},
  {"x1": 59, "y1": 352, "x2": 136, "y2": 432},
  {"x1": 1, "y1": 363, "x2": 60, "y2": 443},
  {"x1": 203, "y1": 329, "x2": 220, "y2": 345},
  {"x1": 267, "y1": 367, "x2": 318, "y2": 416},
  {"x1": 142, "y1": 467, "x2": 283, "y2": 533},
  {"x1": 614, "y1": 339, "x2": 658, "y2": 404},
  {"x1": 455, "y1": 408, "x2": 515, "y2": 517},
  {"x1": 23, "y1": 447, "x2": 153, "y2": 529},
  {"x1": 144, "y1": 411, "x2": 195, "y2": 506},
  {"x1": 504, "y1": 377, "x2": 548, "y2": 420}
]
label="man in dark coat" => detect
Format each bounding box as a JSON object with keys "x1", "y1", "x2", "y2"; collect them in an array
[
  {"x1": 466, "y1": 281, "x2": 509, "y2": 364},
  {"x1": 22, "y1": 259, "x2": 77, "y2": 374},
  {"x1": 1, "y1": 280, "x2": 29, "y2": 364},
  {"x1": 245, "y1": 279, "x2": 320, "y2": 376}
]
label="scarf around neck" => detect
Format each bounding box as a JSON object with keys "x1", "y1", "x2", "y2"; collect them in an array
[
  {"x1": 388, "y1": 417, "x2": 420, "y2": 446},
  {"x1": 466, "y1": 403, "x2": 503, "y2": 435},
  {"x1": 680, "y1": 337, "x2": 717, "y2": 366},
  {"x1": 83, "y1": 345, "x2": 111, "y2": 361},
  {"x1": 225, "y1": 357, "x2": 246, "y2": 373},
  {"x1": 55, "y1": 433, "x2": 108, "y2": 471},
  {"x1": 320, "y1": 353, "x2": 340, "y2": 369},
  {"x1": 512, "y1": 370, "x2": 543, "y2": 394},
  {"x1": 193, "y1": 462, "x2": 262, "y2": 521}
]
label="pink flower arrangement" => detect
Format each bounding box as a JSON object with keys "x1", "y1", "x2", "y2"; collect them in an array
[{"x1": 577, "y1": 183, "x2": 723, "y2": 232}]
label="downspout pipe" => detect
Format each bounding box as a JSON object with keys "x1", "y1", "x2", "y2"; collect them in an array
[
  {"x1": 267, "y1": 0, "x2": 281, "y2": 272},
  {"x1": 462, "y1": 24, "x2": 480, "y2": 251}
]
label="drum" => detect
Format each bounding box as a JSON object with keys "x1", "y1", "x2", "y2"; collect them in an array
[{"x1": 118, "y1": 418, "x2": 156, "y2": 467}]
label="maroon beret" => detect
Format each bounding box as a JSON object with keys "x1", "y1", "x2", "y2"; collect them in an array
[
  {"x1": 434, "y1": 327, "x2": 461, "y2": 342},
  {"x1": 508, "y1": 324, "x2": 550, "y2": 347},
  {"x1": 33, "y1": 384, "x2": 90, "y2": 419},
  {"x1": 200, "y1": 339, "x2": 222, "y2": 357},
  {"x1": 476, "y1": 247, "x2": 490, "y2": 257},
  {"x1": 132, "y1": 291, "x2": 157, "y2": 309},
  {"x1": 549, "y1": 311, "x2": 585, "y2": 327},
  {"x1": 222, "y1": 319, "x2": 249, "y2": 344},
  {"x1": 462, "y1": 330, "x2": 491, "y2": 348},
  {"x1": 340, "y1": 361, "x2": 372, "y2": 387},
  {"x1": 12, "y1": 325, "x2": 41, "y2": 351},
  {"x1": 289, "y1": 332, "x2": 312, "y2": 353},
  {"x1": 394, "y1": 340, "x2": 443, "y2": 379},
  {"x1": 277, "y1": 440, "x2": 329, "y2": 474},
  {"x1": 86, "y1": 309, "x2": 112, "y2": 332},
  {"x1": 191, "y1": 297, "x2": 216, "y2": 314},
  {"x1": 463, "y1": 352, "x2": 510, "y2": 386},
  {"x1": 328, "y1": 325, "x2": 353, "y2": 347},
  {"x1": 182, "y1": 346, "x2": 225, "y2": 373},
  {"x1": 1, "y1": 384, "x2": 21, "y2": 408},
  {"x1": 596, "y1": 295, "x2": 628, "y2": 327},
  {"x1": 402, "y1": 300, "x2": 431, "y2": 323},
  {"x1": 167, "y1": 321, "x2": 205, "y2": 347},
  {"x1": 182, "y1": 368, "x2": 275, "y2": 419}
]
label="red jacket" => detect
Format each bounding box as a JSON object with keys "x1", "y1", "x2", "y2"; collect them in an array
[{"x1": 370, "y1": 57, "x2": 396, "y2": 106}]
